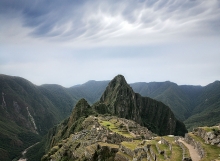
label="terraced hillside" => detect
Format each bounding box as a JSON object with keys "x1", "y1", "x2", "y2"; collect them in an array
[{"x1": 42, "y1": 115, "x2": 220, "y2": 161}]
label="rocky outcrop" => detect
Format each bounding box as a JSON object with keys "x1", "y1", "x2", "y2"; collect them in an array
[
  {"x1": 100, "y1": 75, "x2": 187, "y2": 136},
  {"x1": 193, "y1": 127, "x2": 220, "y2": 145}
]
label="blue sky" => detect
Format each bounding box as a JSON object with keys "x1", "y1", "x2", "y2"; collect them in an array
[{"x1": 0, "y1": 0, "x2": 220, "y2": 87}]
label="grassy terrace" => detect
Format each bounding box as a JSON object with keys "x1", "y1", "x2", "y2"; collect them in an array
[
  {"x1": 117, "y1": 151, "x2": 133, "y2": 160},
  {"x1": 189, "y1": 133, "x2": 220, "y2": 161},
  {"x1": 200, "y1": 126, "x2": 219, "y2": 132},
  {"x1": 154, "y1": 137, "x2": 171, "y2": 154},
  {"x1": 99, "y1": 120, "x2": 133, "y2": 138},
  {"x1": 151, "y1": 144, "x2": 166, "y2": 161},
  {"x1": 121, "y1": 140, "x2": 141, "y2": 150},
  {"x1": 162, "y1": 136, "x2": 182, "y2": 161}
]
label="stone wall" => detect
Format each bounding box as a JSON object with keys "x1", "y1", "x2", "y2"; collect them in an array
[
  {"x1": 119, "y1": 144, "x2": 135, "y2": 157},
  {"x1": 185, "y1": 134, "x2": 205, "y2": 158},
  {"x1": 175, "y1": 140, "x2": 192, "y2": 161},
  {"x1": 161, "y1": 138, "x2": 172, "y2": 151}
]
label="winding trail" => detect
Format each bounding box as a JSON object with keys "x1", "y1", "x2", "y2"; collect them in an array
[
  {"x1": 178, "y1": 139, "x2": 201, "y2": 161},
  {"x1": 18, "y1": 142, "x2": 40, "y2": 161}
]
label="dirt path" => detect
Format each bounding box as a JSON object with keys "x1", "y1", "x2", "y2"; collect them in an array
[
  {"x1": 178, "y1": 139, "x2": 201, "y2": 161},
  {"x1": 18, "y1": 142, "x2": 40, "y2": 161}
]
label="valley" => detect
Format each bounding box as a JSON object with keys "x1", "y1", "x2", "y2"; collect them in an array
[{"x1": 0, "y1": 74, "x2": 219, "y2": 160}]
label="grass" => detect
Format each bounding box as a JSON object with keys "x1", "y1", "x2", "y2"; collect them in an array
[
  {"x1": 121, "y1": 140, "x2": 141, "y2": 150},
  {"x1": 117, "y1": 151, "x2": 132, "y2": 160},
  {"x1": 99, "y1": 120, "x2": 133, "y2": 138},
  {"x1": 201, "y1": 126, "x2": 219, "y2": 132},
  {"x1": 156, "y1": 142, "x2": 171, "y2": 159},
  {"x1": 170, "y1": 145, "x2": 182, "y2": 161},
  {"x1": 189, "y1": 133, "x2": 220, "y2": 161},
  {"x1": 161, "y1": 136, "x2": 182, "y2": 161}
]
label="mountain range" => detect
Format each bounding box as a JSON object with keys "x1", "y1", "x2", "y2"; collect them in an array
[
  {"x1": 0, "y1": 74, "x2": 219, "y2": 160},
  {"x1": 27, "y1": 75, "x2": 187, "y2": 161}
]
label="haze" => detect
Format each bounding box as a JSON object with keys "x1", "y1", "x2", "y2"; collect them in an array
[{"x1": 0, "y1": 0, "x2": 220, "y2": 87}]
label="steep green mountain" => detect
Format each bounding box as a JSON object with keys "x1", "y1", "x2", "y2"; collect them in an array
[
  {"x1": 38, "y1": 77, "x2": 220, "y2": 161},
  {"x1": 0, "y1": 75, "x2": 76, "y2": 160},
  {"x1": 184, "y1": 81, "x2": 220, "y2": 129},
  {"x1": 42, "y1": 113, "x2": 156, "y2": 161},
  {"x1": 27, "y1": 75, "x2": 187, "y2": 160},
  {"x1": 99, "y1": 75, "x2": 187, "y2": 136},
  {"x1": 130, "y1": 82, "x2": 195, "y2": 121},
  {"x1": 130, "y1": 81, "x2": 220, "y2": 130},
  {"x1": 0, "y1": 74, "x2": 219, "y2": 160},
  {"x1": 0, "y1": 74, "x2": 109, "y2": 160},
  {"x1": 39, "y1": 84, "x2": 77, "y2": 117}
]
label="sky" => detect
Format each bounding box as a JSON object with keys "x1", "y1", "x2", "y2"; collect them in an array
[{"x1": 0, "y1": 0, "x2": 220, "y2": 87}]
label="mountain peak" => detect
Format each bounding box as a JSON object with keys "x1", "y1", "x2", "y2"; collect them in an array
[
  {"x1": 107, "y1": 74, "x2": 128, "y2": 89},
  {"x1": 100, "y1": 74, "x2": 133, "y2": 105},
  {"x1": 70, "y1": 98, "x2": 91, "y2": 119},
  {"x1": 100, "y1": 75, "x2": 187, "y2": 136},
  {"x1": 113, "y1": 74, "x2": 127, "y2": 83}
]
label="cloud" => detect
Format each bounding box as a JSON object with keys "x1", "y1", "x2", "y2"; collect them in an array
[
  {"x1": 1, "y1": 0, "x2": 220, "y2": 46},
  {"x1": 0, "y1": 0, "x2": 219, "y2": 87}
]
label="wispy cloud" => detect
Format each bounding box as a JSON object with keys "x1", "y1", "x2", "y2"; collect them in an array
[
  {"x1": 1, "y1": 0, "x2": 220, "y2": 46},
  {"x1": 0, "y1": 0, "x2": 220, "y2": 86}
]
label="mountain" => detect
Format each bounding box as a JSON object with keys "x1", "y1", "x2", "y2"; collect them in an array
[
  {"x1": 183, "y1": 81, "x2": 220, "y2": 129},
  {"x1": 37, "y1": 76, "x2": 219, "y2": 161},
  {"x1": 0, "y1": 75, "x2": 76, "y2": 160},
  {"x1": 130, "y1": 81, "x2": 198, "y2": 121},
  {"x1": 99, "y1": 75, "x2": 187, "y2": 136},
  {"x1": 130, "y1": 81, "x2": 220, "y2": 130},
  {"x1": 68, "y1": 80, "x2": 109, "y2": 104},
  {"x1": 27, "y1": 75, "x2": 186, "y2": 160},
  {"x1": 42, "y1": 117, "x2": 220, "y2": 161},
  {"x1": 0, "y1": 74, "x2": 219, "y2": 160},
  {"x1": 41, "y1": 106, "x2": 155, "y2": 161}
]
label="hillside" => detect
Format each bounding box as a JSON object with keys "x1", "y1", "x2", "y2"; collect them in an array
[
  {"x1": 44, "y1": 122, "x2": 220, "y2": 161},
  {"x1": 42, "y1": 106, "x2": 220, "y2": 161},
  {"x1": 99, "y1": 75, "x2": 187, "y2": 136},
  {"x1": 28, "y1": 75, "x2": 187, "y2": 160},
  {"x1": 68, "y1": 79, "x2": 220, "y2": 130},
  {"x1": 67, "y1": 80, "x2": 109, "y2": 104},
  {"x1": 0, "y1": 74, "x2": 219, "y2": 160},
  {"x1": 130, "y1": 81, "x2": 220, "y2": 130},
  {"x1": 0, "y1": 75, "x2": 76, "y2": 160}
]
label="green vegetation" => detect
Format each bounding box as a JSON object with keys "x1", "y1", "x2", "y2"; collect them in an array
[
  {"x1": 121, "y1": 140, "x2": 141, "y2": 150},
  {"x1": 201, "y1": 126, "x2": 219, "y2": 132},
  {"x1": 99, "y1": 120, "x2": 133, "y2": 138},
  {"x1": 131, "y1": 81, "x2": 220, "y2": 130},
  {"x1": 100, "y1": 75, "x2": 187, "y2": 136},
  {"x1": 161, "y1": 136, "x2": 183, "y2": 161},
  {"x1": 1, "y1": 74, "x2": 219, "y2": 160},
  {"x1": 189, "y1": 133, "x2": 220, "y2": 161}
]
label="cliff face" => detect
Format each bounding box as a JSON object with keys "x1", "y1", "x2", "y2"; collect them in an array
[{"x1": 100, "y1": 75, "x2": 187, "y2": 136}]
